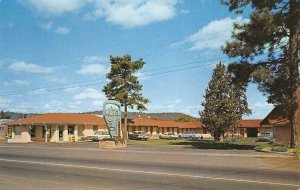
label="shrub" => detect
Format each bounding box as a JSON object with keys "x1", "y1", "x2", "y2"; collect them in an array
[
  {"x1": 271, "y1": 146, "x2": 288, "y2": 152},
  {"x1": 255, "y1": 144, "x2": 273, "y2": 151}
]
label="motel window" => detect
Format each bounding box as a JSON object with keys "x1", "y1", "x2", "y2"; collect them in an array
[
  {"x1": 43, "y1": 126, "x2": 51, "y2": 138},
  {"x1": 30, "y1": 126, "x2": 36, "y2": 137},
  {"x1": 68, "y1": 126, "x2": 75, "y2": 135},
  {"x1": 93, "y1": 125, "x2": 98, "y2": 132}
]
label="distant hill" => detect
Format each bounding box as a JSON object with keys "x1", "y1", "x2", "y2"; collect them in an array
[
  {"x1": 1, "y1": 111, "x2": 37, "y2": 120},
  {"x1": 84, "y1": 111, "x2": 197, "y2": 121},
  {"x1": 2, "y1": 110, "x2": 198, "y2": 121}
]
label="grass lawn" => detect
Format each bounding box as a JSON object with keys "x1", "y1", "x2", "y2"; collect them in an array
[
  {"x1": 128, "y1": 139, "x2": 187, "y2": 146},
  {"x1": 255, "y1": 144, "x2": 300, "y2": 154},
  {"x1": 128, "y1": 139, "x2": 255, "y2": 150}
]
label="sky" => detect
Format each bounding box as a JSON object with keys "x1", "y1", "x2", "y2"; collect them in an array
[{"x1": 0, "y1": 0, "x2": 274, "y2": 118}]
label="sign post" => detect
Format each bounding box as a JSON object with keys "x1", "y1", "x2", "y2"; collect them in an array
[{"x1": 103, "y1": 100, "x2": 122, "y2": 138}]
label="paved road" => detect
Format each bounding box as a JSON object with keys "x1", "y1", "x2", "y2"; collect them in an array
[{"x1": 0, "y1": 142, "x2": 299, "y2": 190}]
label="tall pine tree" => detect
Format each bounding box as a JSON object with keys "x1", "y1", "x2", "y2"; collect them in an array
[
  {"x1": 103, "y1": 55, "x2": 150, "y2": 139},
  {"x1": 221, "y1": 0, "x2": 300, "y2": 147},
  {"x1": 200, "y1": 63, "x2": 251, "y2": 141}
]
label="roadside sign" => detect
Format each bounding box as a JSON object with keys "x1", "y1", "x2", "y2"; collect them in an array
[{"x1": 103, "y1": 100, "x2": 121, "y2": 138}]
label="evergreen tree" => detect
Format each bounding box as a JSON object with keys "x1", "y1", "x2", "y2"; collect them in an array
[
  {"x1": 0, "y1": 110, "x2": 5, "y2": 119},
  {"x1": 103, "y1": 55, "x2": 150, "y2": 139},
  {"x1": 200, "y1": 63, "x2": 251, "y2": 141},
  {"x1": 221, "y1": 0, "x2": 299, "y2": 147}
]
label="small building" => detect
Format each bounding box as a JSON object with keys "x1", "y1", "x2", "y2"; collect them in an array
[
  {"x1": 6, "y1": 113, "x2": 106, "y2": 143},
  {"x1": 237, "y1": 119, "x2": 263, "y2": 138},
  {"x1": 261, "y1": 106, "x2": 290, "y2": 145}
]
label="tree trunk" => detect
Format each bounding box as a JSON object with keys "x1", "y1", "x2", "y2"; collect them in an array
[
  {"x1": 124, "y1": 104, "x2": 128, "y2": 140},
  {"x1": 288, "y1": 0, "x2": 300, "y2": 148}
]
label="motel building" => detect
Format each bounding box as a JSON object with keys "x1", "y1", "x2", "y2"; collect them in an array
[
  {"x1": 5, "y1": 112, "x2": 272, "y2": 143},
  {"x1": 6, "y1": 113, "x2": 106, "y2": 143},
  {"x1": 5, "y1": 113, "x2": 203, "y2": 143},
  {"x1": 128, "y1": 118, "x2": 203, "y2": 137}
]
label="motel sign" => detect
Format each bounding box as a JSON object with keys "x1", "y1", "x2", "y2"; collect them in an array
[{"x1": 103, "y1": 100, "x2": 122, "y2": 138}]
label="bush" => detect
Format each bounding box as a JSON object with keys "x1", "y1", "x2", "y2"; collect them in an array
[
  {"x1": 255, "y1": 144, "x2": 273, "y2": 151},
  {"x1": 271, "y1": 146, "x2": 288, "y2": 152}
]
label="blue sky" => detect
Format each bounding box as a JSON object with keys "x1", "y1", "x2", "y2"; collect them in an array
[{"x1": 0, "y1": 0, "x2": 273, "y2": 118}]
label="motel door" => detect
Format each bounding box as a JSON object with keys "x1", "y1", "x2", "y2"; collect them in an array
[{"x1": 59, "y1": 126, "x2": 64, "y2": 141}]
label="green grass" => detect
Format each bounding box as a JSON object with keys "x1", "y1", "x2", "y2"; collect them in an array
[
  {"x1": 129, "y1": 139, "x2": 255, "y2": 150},
  {"x1": 255, "y1": 144, "x2": 300, "y2": 154},
  {"x1": 224, "y1": 137, "x2": 258, "y2": 143},
  {"x1": 128, "y1": 139, "x2": 187, "y2": 146}
]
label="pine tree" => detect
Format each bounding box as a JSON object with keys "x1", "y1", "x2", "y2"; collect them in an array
[
  {"x1": 103, "y1": 55, "x2": 150, "y2": 139},
  {"x1": 0, "y1": 110, "x2": 5, "y2": 119},
  {"x1": 221, "y1": 0, "x2": 300, "y2": 147},
  {"x1": 200, "y1": 63, "x2": 251, "y2": 141}
]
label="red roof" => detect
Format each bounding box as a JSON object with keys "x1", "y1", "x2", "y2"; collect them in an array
[
  {"x1": 8, "y1": 113, "x2": 105, "y2": 125},
  {"x1": 240, "y1": 119, "x2": 262, "y2": 128},
  {"x1": 130, "y1": 118, "x2": 202, "y2": 129},
  {"x1": 261, "y1": 106, "x2": 289, "y2": 125}
]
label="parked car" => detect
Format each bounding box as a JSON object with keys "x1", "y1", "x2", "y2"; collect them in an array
[
  {"x1": 87, "y1": 131, "x2": 110, "y2": 141},
  {"x1": 179, "y1": 132, "x2": 195, "y2": 139},
  {"x1": 159, "y1": 132, "x2": 178, "y2": 140},
  {"x1": 179, "y1": 132, "x2": 203, "y2": 140},
  {"x1": 128, "y1": 131, "x2": 149, "y2": 140},
  {"x1": 190, "y1": 134, "x2": 203, "y2": 141},
  {"x1": 257, "y1": 132, "x2": 273, "y2": 142}
]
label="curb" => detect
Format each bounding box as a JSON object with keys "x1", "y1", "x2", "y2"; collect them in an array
[{"x1": 254, "y1": 148, "x2": 300, "y2": 156}]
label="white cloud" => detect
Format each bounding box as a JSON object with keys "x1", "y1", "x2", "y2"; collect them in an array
[
  {"x1": 172, "y1": 17, "x2": 248, "y2": 51},
  {"x1": 54, "y1": 27, "x2": 70, "y2": 34},
  {"x1": 73, "y1": 88, "x2": 105, "y2": 100},
  {"x1": 43, "y1": 100, "x2": 64, "y2": 112},
  {"x1": 20, "y1": 0, "x2": 179, "y2": 29},
  {"x1": 84, "y1": 0, "x2": 178, "y2": 28},
  {"x1": 20, "y1": 0, "x2": 91, "y2": 15},
  {"x1": 40, "y1": 21, "x2": 53, "y2": 30},
  {"x1": 0, "y1": 98, "x2": 11, "y2": 106},
  {"x1": 31, "y1": 88, "x2": 46, "y2": 95},
  {"x1": 77, "y1": 64, "x2": 109, "y2": 75},
  {"x1": 13, "y1": 80, "x2": 30, "y2": 85},
  {"x1": 251, "y1": 102, "x2": 274, "y2": 110},
  {"x1": 44, "y1": 76, "x2": 66, "y2": 83},
  {"x1": 83, "y1": 56, "x2": 106, "y2": 64},
  {"x1": 147, "y1": 98, "x2": 200, "y2": 117},
  {"x1": 8, "y1": 61, "x2": 55, "y2": 73},
  {"x1": 64, "y1": 87, "x2": 80, "y2": 93}
]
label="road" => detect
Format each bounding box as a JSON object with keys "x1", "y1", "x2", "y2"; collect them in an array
[{"x1": 0, "y1": 142, "x2": 299, "y2": 190}]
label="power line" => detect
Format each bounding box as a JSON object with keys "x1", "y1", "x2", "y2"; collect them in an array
[
  {"x1": 0, "y1": 59, "x2": 227, "y2": 97},
  {"x1": 0, "y1": 56, "x2": 235, "y2": 95}
]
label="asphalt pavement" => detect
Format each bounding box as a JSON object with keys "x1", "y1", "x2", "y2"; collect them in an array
[{"x1": 0, "y1": 142, "x2": 299, "y2": 190}]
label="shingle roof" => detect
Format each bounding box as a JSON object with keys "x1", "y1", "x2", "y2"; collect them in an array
[
  {"x1": 130, "y1": 118, "x2": 202, "y2": 129},
  {"x1": 240, "y1": 119, "x2": 262, "y2": 128},
  {"x1": 260, "y1": 106, "x2": 289, "y2": 125},
  {"x1": 8, "y1": 113, "x2": 105, "y2": 125}
]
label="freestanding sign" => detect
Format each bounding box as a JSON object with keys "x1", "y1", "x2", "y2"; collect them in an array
[{"x1": 103, "y1": 100, "x2": 122, "y2": 138}]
